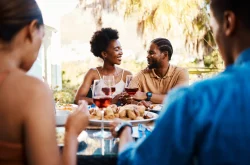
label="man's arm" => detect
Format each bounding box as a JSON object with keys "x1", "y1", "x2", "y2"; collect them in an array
[
  {"x1": 133, "y1": 91, "x2": 166, "y2": 104},
  {"x1": 117, "y1": 87, "x2": 199, "y2": 165},
  {"x1": 129, "y1": 72, "x2": 166, "y2": 104},
  {"x1": 174, "y1": 68, "x2": 189, "y2": 87}
]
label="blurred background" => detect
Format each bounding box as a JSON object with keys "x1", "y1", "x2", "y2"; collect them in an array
[{"x1": 31, "y1": 0, "x2": 223, "y2": 103}]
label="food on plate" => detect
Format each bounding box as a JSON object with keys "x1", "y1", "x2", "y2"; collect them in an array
[
  {"x1": 127, "y1": 109, "x2": 137, "y2": 120},
  {"x1": 104, "y1": 107, "x2": 115, "y2": 120},
  {"x1": 138, "y1": 101, "x2": 162, "y2": 111},
  {"x1": 56, "y1": 104, "x2": 77, "y2": 111},
  {"x1": 151, "y1": 104, "x2": 162, "y2": 111},
  {"x1": 135, "y1": 116, "x2": 144, "y2": 120},
  {"x1": 90, "y1": 108, "x2": 102, "y2": 120},
  {"x1": 138, "y1": 101, "x2": 153, "y2": 109},
  {"x1": 118, "y1": 107, "x2": 127, "y2": 118},
  {"x1": 89, "y1": 104, "x2": 152, "y2": 121},
  {"x1": 137, "y1": 105, "x2": 146, "y2": 116},
  {"x1": 56, "y1": 131, "x2": 64, "y2": 145},
  {"x1": 144, "y1": 112, "x2": 154, "y2": 119}
]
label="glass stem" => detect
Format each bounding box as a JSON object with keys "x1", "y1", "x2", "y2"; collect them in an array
[{"x1": 101, "y1": 110, "x2": 104, "y2": 135}]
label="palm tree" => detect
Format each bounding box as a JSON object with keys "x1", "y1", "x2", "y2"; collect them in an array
[{"x1": 77, "y1": 0, "x2": 223, "y2": 68}]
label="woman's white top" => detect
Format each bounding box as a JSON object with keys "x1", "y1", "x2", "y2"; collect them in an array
[{"x1": 92, "y1": 68, "x2": 125, "y2": 98}]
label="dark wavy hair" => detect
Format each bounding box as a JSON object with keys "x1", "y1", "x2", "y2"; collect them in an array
[
  {"x1": 0, "y1": 0, "x2": 43, "y2": 42},
  {"x1": 90, "y1": 28, "x2": 119, "y2": 58},
  {"x1": 151, "y1": 38, "x2": 173, "y2": 60}
]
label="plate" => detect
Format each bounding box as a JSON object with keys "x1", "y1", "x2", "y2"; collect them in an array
[
  {"x1": 56, "y1": 104, "x2": 78, "y2": 111},
  {"x1": 55, "y1": 110, "x2": 71, "y2": 126},
  {"x1": 149, "y1": 104, "x2": 163, "y2": 112},
  {"x1": 56, "y1": 127, "x2": 65, "y2": 146},
  {"x1": 56, "y1": 127, "x2": 89, "y2": 147},
  {"x1": 89, "y1": 111, "x2": 158, "y2": 126}
]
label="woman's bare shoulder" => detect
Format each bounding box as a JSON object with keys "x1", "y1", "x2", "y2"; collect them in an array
[
  {"x1": 7, "y1": 70, "x2": 51, "y2": 96},
  {"x1": 88, "y1": 67, "x2": 99, "y2": 74},
  {"x1": 0, "y1": 70, "x2": 52, "y2": 115},
  {"x1": 83, "y1": 68, "x2": 100, "y2": 80},
  {"x1": 116, "y1": 67, "x2": 132, "y2": 75},
  {"x1": 123, "y1": 69, "x2": 133, "y2": 76}
]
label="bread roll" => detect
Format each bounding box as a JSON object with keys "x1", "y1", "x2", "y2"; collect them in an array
[
  {"x1": 90, "y1": 114, "x2": 102, "y2": 120},
  {"x1": 109, "y1": 104, "x2": 118, "y2": 113},
  {"x1": 118, "y1": 107, "x2": 127, "y2": 118},
  {"x1": 114, "y1": 113, "x2": 119, "y2": 118},
  {"x1": 135, "y1": 116, "x2": 144, "y2": 120},
  {"x1": 137, "y1": 105, "x2": 145, "y2": 116},
  {"x1": 96, "y1": 109, "x2": 102, "y2": 118},
  {"x1": 105, "y1": 107, "x2": 115, "y2": 119},
  {"x1": 134, "y1": 109, "x2": 140, "y2": 117},
  {"x1": 127, "y1": 110, "x2": 137, "y2": 120}
]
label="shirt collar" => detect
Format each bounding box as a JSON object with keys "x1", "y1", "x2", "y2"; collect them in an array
[
  {"x1": 151, "y1": 65, "x2": 174, "y2": 79},
  {"x1": 235, "y1": 48, "x2": 250, "y2": 65}
]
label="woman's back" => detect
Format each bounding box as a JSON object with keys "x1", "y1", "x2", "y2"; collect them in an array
[
  {"x1": 0, "y1": 1, "x2": 90, "y2": 165},
  {"x1": 0, "y1": 70, "x2": 60, "y2": 165},
  {"x1": 0, "y1": 70, "x2": 30, "y2": 165}
]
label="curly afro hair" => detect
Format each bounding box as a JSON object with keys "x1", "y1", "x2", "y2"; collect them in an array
[{"x1": 90, "y1": 28, "x2": 119, "y2": 58}]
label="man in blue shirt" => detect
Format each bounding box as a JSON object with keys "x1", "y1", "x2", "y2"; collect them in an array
[{"x1": 110, "y1": 0, "x2": 250, "y2": 164}]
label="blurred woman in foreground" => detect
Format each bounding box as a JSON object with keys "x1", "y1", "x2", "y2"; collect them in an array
[{"x1": 0, "y1": 0, "x2": 89, "y2": 165}]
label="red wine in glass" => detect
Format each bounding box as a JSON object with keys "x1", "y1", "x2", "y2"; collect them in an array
[
  {"x1": 102, "y1": 87, "x2": 116, "y2": 95},
  {"x1": 102, "y1": 87, "x2": 115, "y2": 95},
  {"x1": 93, "y1": 96, "x2": 112, "y2": 108},
  {"x1": 125, "y1": 87, "x2": 139, "y2": 96},
  {"x1": 111, "y1": 87, "x2": 116, "y2": 94},
  {"x1": 92, "y1": 80, "x2": 112, "y2": 138}
]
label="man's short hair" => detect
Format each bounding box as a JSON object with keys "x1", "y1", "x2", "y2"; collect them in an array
[
  {"x1": 211, "y1": 0, "x2": 250, "y2": 29},
  {"x1": 151, "y1": 38, "x2": 173, "y2": 60}
]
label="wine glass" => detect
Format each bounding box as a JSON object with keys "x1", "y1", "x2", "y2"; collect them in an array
[
  {"x1": 124, "y1": 75, "x2": 138, "y2": 103},
  {"x1": 92, "y1": 80, "x2": 112, "y2": 138},
  {"x1": 103, "y1": 75, "x2": 116, "y2": 96}
]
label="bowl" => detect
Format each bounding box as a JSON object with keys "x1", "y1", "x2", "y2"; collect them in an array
[{"x1": 55, "y1": 110, "x2": 71, "y2": 126}]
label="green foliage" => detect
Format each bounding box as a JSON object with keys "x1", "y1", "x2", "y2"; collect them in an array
[
  {"x1": 204, "y1": 50, "x2": 224, "y2": 68},
  {"x1": 53, "y1": 70, "x2": 79, "y2": 104}
]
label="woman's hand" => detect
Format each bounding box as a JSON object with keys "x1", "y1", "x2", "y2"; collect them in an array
[
  {"x1": 112, "y1": 93, "x2": 123, "y2": 104},
  {"x1": 65, "y1": 100, "x2": 90, "y2": 136},
  {"x1": 117, "y1": 92, "x2": 138, "y2": 105}
]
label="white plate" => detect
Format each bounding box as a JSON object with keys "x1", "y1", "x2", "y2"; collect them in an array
[
  {"x1": 55, "y1": 110, "x2": 71, "y2": 126},
  {"x1": 56, "y1": 127, "x2": 65, "y2": 146},
  {"x1": 149, "y1": 104, "x2": 163, "y2": 112},
  {"x1": 89, "y1": 111, "x2": 158, "y2": 126},
  {"x1": 56, "y1": 127, "x2": 88, "y2": 146},
  {"x1": 56, "y1": 104, "x2": 78, "y2": 111}
]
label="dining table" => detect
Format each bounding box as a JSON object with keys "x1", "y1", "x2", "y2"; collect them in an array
[
  {"x1": 56, "y1": 103, "x2": 162, "y2": 165},
  {"x1": 57, "y1": 122, "x2": 155, "y2": 165}
]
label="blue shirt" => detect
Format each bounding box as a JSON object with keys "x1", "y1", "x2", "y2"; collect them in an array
[{"x1": 118, "y1": 48, "x2": 250, "y2": 165}]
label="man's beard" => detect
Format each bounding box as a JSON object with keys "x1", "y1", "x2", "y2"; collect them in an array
[{"x1": 148, "y1": 63, "x2": 158, "y2": 69}]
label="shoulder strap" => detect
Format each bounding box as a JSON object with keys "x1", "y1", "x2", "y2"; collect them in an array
[
  {"x1": 96, "y1": 68, "x2": 102, "y2": 79},
  {"x1": 120, "y1": 69, "x2": 125, "y2": 81}
]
